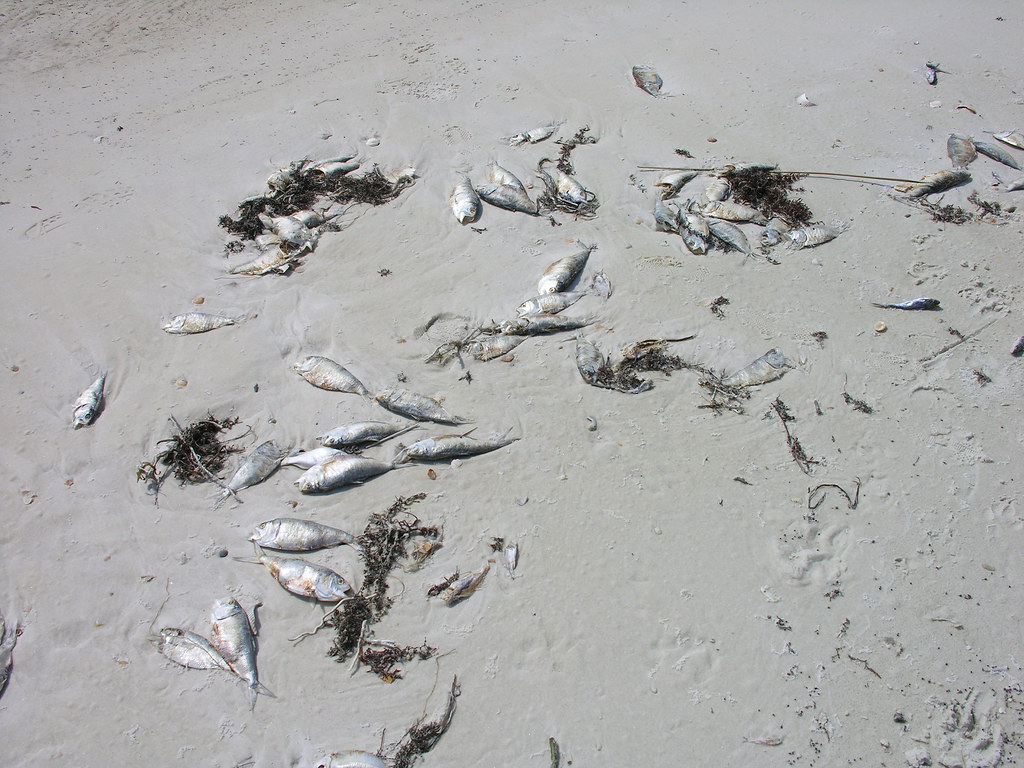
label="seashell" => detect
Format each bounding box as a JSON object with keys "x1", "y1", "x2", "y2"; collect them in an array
[
  {"x1": 874, "y1": 322, "x2": 887, "y2": 333},
  {"x1": 796, "y1": 93, "x2": 816, "y2": 107},
  {"x1": 632, "y1": 65, "x2": 663, "y2": 96}
]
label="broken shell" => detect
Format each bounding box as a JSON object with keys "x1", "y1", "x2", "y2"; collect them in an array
[
  {"x1": 874, "y1": 321, "x2": 887, "y2": 333},
  {"x1": 796, "y1": 93, "x2": 816, "y2": 107}
]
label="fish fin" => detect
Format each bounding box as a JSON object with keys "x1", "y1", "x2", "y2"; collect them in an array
[{"x1": 232, "y1": 555, "x2": 262, "y2": 564}]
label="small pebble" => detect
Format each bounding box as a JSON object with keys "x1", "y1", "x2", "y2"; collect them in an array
[
  {"x1": 174, "y1": 377, "x2": 188, "y2": 388},
  {"x1": 192, "y1": 296, "x2": 205, "y2": 305},
  {"x1": 366, "y1": 136, "x2": 380, "y2": 146},
  {"x1": 515, "y1": 497, "x2": 528, "y2": 506},
  {"x1": 654, "y1": 527, "x2": 663, "y2": 535},
  {"x1": 217, "y1": 549, "x2": 228, "y2": 558}
]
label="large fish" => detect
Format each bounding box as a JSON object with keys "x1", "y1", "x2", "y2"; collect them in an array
[
  {"x1": 516, "y1": 291, "x2": 587, "y2": 317},
  {"x1": 537, "y1": 242, "x2": 596, "y2": 294},
  {"x1": 450, "y1": 175, "x2": 480, "y2": 224},
  {"x1": 209, "y1": 598, "x2": 273, "y2": 710},
  {"x1": 162, "y1": 313, "x2": 236, "y2": 335},
  {"x1": 894, "y1": 169, "x2": 971, "y2": 198},
  {"x1": 973, "y1": 140, "x2": 1022, "y2": 170},
  {"x1": 279, "y1": 447, "x2": 345, "y2": 470},
  {"x1": 393, "y1": 429, "x2": 518, "y2": 463},
  {"x1": 499, "y1": 313, "x2": 594, "y2": 336},
  {"x1": 249, "y1": 518, "x2": 360, "y2": 552},
  {"x1": 155, "y1": 628, "x2": 233, "y2": 672},
  {"x1": 215, "y1": 440, "x2": 289, "y2": 508},
  {"x1": 707, "y1": 219, "x2": 752, "y2": 255},
  {"x1": 235, "y1": 553, "x2": 353, "y2": 602},
  {"x1": 292, "y1": 356, "x2": 371, "y2": 396},
  {"x1": 466, "y1": 335, "x2": 525, "y2": 361},
  {"x1": 318, "y1": 421, "x2": 411, "y2": 448},
  {"x1": 720, "y1": 349, "x2": 792, "y2": 388},
  {"x1": 476, "y1": 163, "x2": 537, "y2": 214},
  {"x1": 72, "y1": 373, "x2": 105, "y2": 429},
  {"x1": 375, "y1": 388, "x2": 469, "y2": 425},
  {"x1": 294, "y1": 454, "x2": 394, "y2": 493}
]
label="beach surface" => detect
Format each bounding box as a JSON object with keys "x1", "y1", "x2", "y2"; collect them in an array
[{"x1": 1, "y1": 2, "x2": 1023, "y2": 766}]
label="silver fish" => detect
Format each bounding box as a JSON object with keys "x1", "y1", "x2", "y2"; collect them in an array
[
  {"x1": 517, "y1": 291, "x2": 587, "y2": 317},
  {"x1": 228, "y1": 247, "x2": 304, "y2": 276},
  {"x1": 290, "y1": 209, "x2": 336, "y2": 228},
  {"x1": 318, "y1": 421, "x2": 411, "y2": 448},
  {"x1": 162, "y1": 312, "x2": 236, "y2": 334},
  {"x1": 466, "y1": 334, "x2": 524, "y2": 361},
  {"x1": 375, "y1": 388, "x2": 469, "y2": 425},
  {"x1": 704, "y1": 178, "x2": 731, "y2": 202},
  {"x1": 156, "y1": 627, "x2": 232, "y2": 672},
  {"x1": 575, "y1": 334, "x2": 605, "y2": 384},
  {"x1": 0, "y1": 609, "x2": 17, "y2": 696},
  {"x1": 475, "y1": 182, "x2": 538, "y2": 214},
  {"x1": 653, "y1": 198, "x2": 680, "y2": 233},
  {"x1": 894, "y1": 169, "x2": 971, "y2": 197},
  {"x1": 209, "y1": 598, "x2": 272, "y2": 710},
  {"x1": 441, "y1": 563, "x2": 490, "y2": 606},
  {"x1": 487, "y1": 162, "x2": 529, "y2": 190},
  {"x1": 236, "y1": 554, "x2": 353, "y2": 602},
  {"x1": 216, "y1": 440, "x2": 288, "y2": 507},
  {"x1": 632, "y1": 65, "x2": 663, "y2": 96},
  {"x1": 506, "y1": 123, "x2": 559, "y2": 146},
  {"x1": 947, "y1": 134, "x2": 977, "y2": 168},
  {"x1": 707, "y1": 219, "x2": 752, "y2": 255},
  {"x1": 280, "y1": 447, "x2": 345, "y2": 469},
  {"x1": 682, "y1": 202, "x2": 710, "y2": 236},
  {"x1": 292, "y1": 356, "x2": 371, "y2": 396},
  {"x1": 249, "y1": 518, "x2": 359, "y2": 552},
  {"x1": 538, "y1": 162, "x2": 595, "y2": 205},
  {"x1": 450, "y1": 175, "x2": 481, "y2": 223},
  {"x1": 72, "y1": 373, "x2": 105, "y2": 429},
  {"x1": 393, "y1": 429, "x2": 518, "y2": 463},
  {"x1": 721, "y1": 349, "x2": 792, "y2": 388},
  {"x1": 993, "y1": 130, "x2": 1024, "y2": 151},
  {"x1": 505, "y1": 543, "x2": 519, "y2": 578},
  {"x1": 787, "y1": 224, "x2": 842, "y2": 249},
  {"x1": 258, "y1": 213, "x2": 316, "y2": 249},
  {"x1": 310, "y1": 159, "x2": 360, "y2": 178},
  {"x1": 655, "y1": 171, "x2": 698, "y2": 199},
  {"x1": 925, "y1": 61, "x2": 940, "y2": 86},
  {"x1": 319, "y1": 751, "x2": 387, "y2": 768},
  {"x1": 1012, "y1": 336, "x2": 1024, "y2": 357},
  {"x1": 701, "y1": 200, "x2": 766, "y2": 224},
  {"x1": 499, "y1": 313, "x2": 593, "y2": 336},
  {"x1": 295, "y1": 454, "x2": 394, "y2": 493},
  {"x1": 537, "y1": 242, "x2": 595, "y2": 294},
  {"x1": 973, "y1": 140, "x2": 1022, "y2": 170},
  {"x1": 871, "y1": 297, "x2": 941, "y2": 310}
]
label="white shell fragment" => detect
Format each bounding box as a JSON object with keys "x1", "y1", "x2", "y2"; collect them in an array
[
  {"x1": 796, "y1": 93, "x2": 816, "y2": 107},
  {"x1": 162, "y1": 313, "x2": 237, "y2": 335}
]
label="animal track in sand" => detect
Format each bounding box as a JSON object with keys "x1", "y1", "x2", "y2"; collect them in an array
[
  {"x1": 773, "y1": 521, "x2": 850, "y2": 587},
  {"x1": 23, "y1": 213, "x2": 65, "y2": 238}
]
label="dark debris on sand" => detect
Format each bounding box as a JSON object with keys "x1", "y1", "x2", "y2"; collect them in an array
[
  {"x1": 729, "y1": 168, "x2": 812, "y2": 226},
  {"x1": 554, "y1": 126, "x2": 597, "y2": 176},
  {"x1": 150, "y1": 414, "x2": 244, "y2": 486},
  {"x1": 386, "y1": 676, "x2": 461, "y2": 768}
]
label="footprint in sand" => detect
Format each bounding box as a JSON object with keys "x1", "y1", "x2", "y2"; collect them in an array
[{"x1": 24, "y1": 213, "x2": 65, "y2": 238}]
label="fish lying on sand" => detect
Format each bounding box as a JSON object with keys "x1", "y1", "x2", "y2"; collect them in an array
[
  {"x1": 375, "y1": 388, "x2": 469, "y2": 425},
  {"x1": 215, "y1": 440, "x2": 289, "y2": 508},
  {"x1": 163, "y1": 313, "x2": 237, "y2": 335},
  {"x1": 947, "y1": 134, "x2": 977, "y2": 168},
  {"x1": 993, "y1": 130, "x2": 1024, "y2": 151},
  {"x1": 209, "y1": 598, "x2": 273, "y2": 710},
  {"x1": 393, "y1": 429, "x2": 518, "y2": 463},
  {"x1": 466, "y1": 335, "x2": 525, "y2": 362},
  {"x1": 318, "y1": 421, "x2": 413, "y2": 448},
  {"x1": 450, "y1": 175, "x2": 480, "y2": 224},
  {"x1": 235, "y1": 553, "x2": 353, "y2": 602},
  {"x1": 517, "y1": 291, "x2": 587, "y2": 317},
  {"x1": 707, "y1": 219, "x2": 752, "y2": 255},
  {"x1": 280, "y1": 447, "x2": 345, "y2": 469},
  {"x1": 787, "y1": 224, "x2": 843, "y2": 249},
  {"x1": 894, "y1": 169, "x2": 971, "y2": 197},
  {"x1": 537, "y1": 242, "x2": 596, "y2": 294},
  {"x1": 292, "y1": 356, "x2": 371, "y2": 396},
  {"x1": 973, "y1": 139, "x2": 1022, "y2": 170},
  {"x1": 155, "y1": 627, "x2": 233, "y2": 673},
  {"x1": 871, "y1": 297, "x2": 941, "y2": 310},
  {"x1": 294, "y1": 454, "x2": 395, "y2": 493},
  {"x1": 72, "y1": 373, "x2": 105, "y2": 429},
  {"x1": 505, "y1": 123, "x2": 560, "y2": 146},
  {"x1": 441, "y1": 563, "x2": 490, "y2": 606},
  {"x1": 720, "y1": 349, "x2": 792, "y2": 388},
  {"x1": 0, "y1": 608, "x2": 17, "y2": 697},
  {"x1": 249, "y1": 518, "x2": 360, "y2": 552}
]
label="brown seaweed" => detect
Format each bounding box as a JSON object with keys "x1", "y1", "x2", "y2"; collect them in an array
[
  {"x1": 729, "y1": 168, "x2": 812, "y2": 226},
  {"x1": 554, "y1": 126, "x2": 597, "y2": 176},
  {"x1": 388, "y1": 676, "x2": 461, "y2": 768},
  {"x1": 151, "y1": 414, "x2": 244, "y2": 486},
  {"x1": 764, "y1": 398, "x2": 818, "y2": 474}
]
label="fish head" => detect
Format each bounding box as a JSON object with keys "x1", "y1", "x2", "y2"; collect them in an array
[
  {"x1": 291, "y1": 356, "x2": 320, "y2": 374},
  {"x1": 162, "y1": 317, "x2": 185, "y2": 333},
  {"x1": 210, "y1": 598, "x2": 242, "y2": 623}
]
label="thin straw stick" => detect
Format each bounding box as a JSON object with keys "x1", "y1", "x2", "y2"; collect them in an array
[{"x1": 636, "y1": 166, "x2": 921, "y2": 184}]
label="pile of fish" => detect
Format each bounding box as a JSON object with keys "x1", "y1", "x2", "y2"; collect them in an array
[{"x1": 451, "y1": 159, "x2": 598, "y2": 222}]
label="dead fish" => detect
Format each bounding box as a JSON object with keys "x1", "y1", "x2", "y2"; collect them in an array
[
  {"x1": 504, "y1": 543, "x2": 519, "y2": 578},
  {"x1": 925, "y1": 61, "x2": 942, "y2": 86},
  {"x1": 393, "y1": 429, "x2": 518, "y2": 463},
  {"x1": 162, "y1": 313, "x2": 236, "y2": 335},
  {"x1": 787, "y1": 224, "x2": 842, "y2": 249},
  {"x1": 0, "y1": 608, "x2": 17, "y2": 696},
  {"x1": 267, "y1": 166, "x2": 295, "y2": 191},
  {"x1": 215, "y1": 440, "x2": 289, "y2": 508},
  {"x1": 506, "y1": 123, "x2": 559, "y2": 146},
  {"x1": 993, "y1": 171, "x2": 1024, "y2": 191},
  {"x1": 375, "y1": 388, "x2": 469, "y2": 425},
  {"x1": 466, "y1": 334, "x2": 525, "y2": 361},
  {"x1": 295, "y1": 454, "x2": 394, "y2": 493},
  {"x1": 318, "y1": 421, "x2": 411, "y2": 448},
  {"x1": 680, "y1": 227, "x2": 708, "y2": 255},
  {"x1": 589, "y1": 271, "x2": 613, "y2": 300},
  {"x1": 653, "y1": 198, "x2": 680, "y2": 233},
  {"x1": 537, "y1": 242, "x2": 596, "y2": 294},
  {"x1": 280, "y1": 446, "x2": 345, "y2": 469},
  {"x1": 701, "y1": 200, "x2": 767, "y2": 224},
  {"x1": 258, "y1": 213, "x2": 316, "y2": 249},
  {"x1": 155, "y1": 627, "x2": 232, "y2": 673},
  {"x1": 72, "y1": 373, "x2": 105, "y2": 429},
  {"x1": 517, "y1": 291, "x2": 587, "y2": 317},
  {"x1": 249, "y1": 517, "x2": 360, "y2": 552},
  {"x1": 682, "y1": 202, "x2": 710, "y2": 236},
  {"x1": 974, "y1": 139, "x2": 1022, "y2": 171},
  {"x1": 319, "y1": 752, "x2": 387, "y2": 768},
  {"x1": 707, "y1": 219, "x2": 752, "y2": 255},
  {"x1": 993, "y1": 130, "x2": 1024, "y2": 151},
  {"x1": 310, "y1": 159, "x2": 360, "y2": 179},
  {"x1": 655, "y1": 171, "x2": 698, "y2": 199},
  {"x1": 475, "y1": 182, "x2": 538, "y2": 214},
  {"x1": 235, "y1": 553, "x2": 353, "y2": 602},
  {"x1": 721, "y1": 349, "x2": 792, "y2": 388},
  {"x1": 486, "y1": 162, "x2": 529, "y2": 190},
  {"x1": 292, "y1": 356, "x2": 371, "y2": 396},
  {"x1": 441, "y1": 563, "x2": 490, "y2": 606},
  {"x1": 1011, "y1": 336, "x2": 1024, "y2": 357},
  {"x1": 575, "y1": 334, "x2": 605, "y2": 385},
  {"x1": 632, "y1": 65, "x2": 663, "y2": 96},
  {"x1": 704, "y1": 178, "x2": 731, "y2": 202},
  {"x1": 871, "y1": 297, "x2": 941, "y2": 310},
  {"x1": 450, "y1": 175, "x2": 481, "y2": 224},
  {"x1": 894, "y1": 169, "x2": 971, "y2": 197},
  {"x1": 538, "y1": 161, "x2": 596, "y2": 205},
  {"x1": 500, "y1": 313, "x2": 594, "y2": 336},
  {"x1": 761, "y1": 217, "x2": 792, "y2": 246},
  {"x1": 228, "y1": 247, "x2": 303, "y2": 276},
  {"x1": 209, "y1": 598, "x2": 273, "y2": 710},
  {"x1": 947, "y1": 134, "x2": 977, "y2": 168}
]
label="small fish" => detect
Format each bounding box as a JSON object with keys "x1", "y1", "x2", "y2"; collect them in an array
[
  {"x1": 236, "y1": 553, "x2": 353, "y2": 602},
  {"x1": 871, "y1": 297, "x2": 941, "y2": 310},
  {"x1": 589, "y1": 271, "x2": 613, "y2": 300},
  {"x1": 466, "y1": 334, "x2": 525, "y2": 362},
  {"x1": 925, "y1": 61, "x2": 941, "y2": 86},
  {"x1": 894, "y1": 169, "x2": 971, "y2": 198},
  {"x1": 707, "y1": 219, "x2": 752, "y2": 255},
  {"x1": 504, "y1": 543, "x2": 519, "y2": 578},
  {"x1": 215, "y1": 440, "x2": 289, "y2": 508},
  {"x1": 506, "y1": 123, "x2": 559, "y2": 146},
  {"x1": 441, "y1": 563, "x2": 490, "y2": 606},
  {"x1": 249, "y1": 518, "x2": 360, "y2": 552},
  {"x1": 704, "y1": 178, "x2": 731, "y2": 202},
  {"x1": 155, "y1": 627, "x2": 233, "y2": 673},
  {"x1": 499, "y1": 313, "x2": 594, "y2": 336},
  {"x1": 228, "y1": 247, "x2": 304, "y2": 276},
  {"x1": 318, "y1": 421, "x2": 411, "y2": 448},
  {"x1": 947, "y1": 134, "x2": 977, "y2": 169},
  {"x1": 655, "y1": 171, "x2": 698, "y2": 199},
  {"x1": 162, "y1": 313, "x2": 236, "y2": 334},
  {"x1": 537, "y1": 242, "x2": 596, "y2": 294},
  {"x1": 787, "y1": 224, "x2": 842, "y2": 249},
  {"x1": 721, "y1": 349, "x2": 792, "y2": 388},
  {"x1": 575, "y1": 334, "x2": 605, "y2": 385},
  {"x1": 393, "y1": 429, "x2": 518, "y2": 463},
  {"x1": 1012, "y1": 336, "x2": 1024, "y2": 357},
  {"x1": 973, "y1": 140, "x2": 1022, "y2": 171},
  {"x1": 258, "y1": 213, "x2": 316, "y2": 249},
  {"x1": 486, "y1": 162, "x2": 529, "y2": 190},
  {"x1": 209, "y1": 598, "x2": 273, "y2": 710},
  {"x1": 450, "y1": 175, "x2": 480, "y2": 224},
  {"x1": 280, "y1": 446, "x2": 345, "y2": 469},
  {"x1": 517, "y1": 291, "x2": 588, "y2": 317},
  {"x1": 632, "y1": 65, "x2": 663, "y2": 96},
  {"x1": 701, "y1": 200, "x2": 767, "y2": 224},
  {"x1": 475, "y1": 182, "x2": 538, "y2": 214},
  {"x1": 292, "y1": 356, "x2": 371, "y2": 396},
  {"x1": 993, "y1": 130, "x2": 1024, "y2": 151},
  {"x1": 375, "y1": 388, "x2": 469, "y2": 425},
  {"x1": 319, "y1": 751, "x2": 388, "y2": 768},
  {"x1": 310, "y1": 159, "x2": 360, "y2": 178},
  {"x1": 682, "y1": 202, "x2": 710, "y2": 236},
  {"x1": 653, "y1": 198, "x2": 680, "y2": 233},
  {"x1": 72, "y1": 373, "x2": 105, "y2": 429},
  {"x1": 294, "y1": 454, "x2": 394, "y2": 493},
  {"x1": 0, "y1": 608, "x2": 17, "y2": 697},
  {"x1": 538, "y1": 162, "x2": 596, "y2": 206}
]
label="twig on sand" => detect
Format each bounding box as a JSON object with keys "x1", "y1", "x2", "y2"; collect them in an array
[
  {"x1": 920, "y1": 317, "x2": 1000, "y2": 367},
  {"x1": 765, "y1": 398, "x2": 818, "y2": 474},
  {"x1": 808, "y1": 478, "x2": 861, "y2": 510}
]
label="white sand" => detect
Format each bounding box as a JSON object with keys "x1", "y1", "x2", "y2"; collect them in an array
[{"x1": 2, "y1": 2, "x2": 1023, "y2": 766}]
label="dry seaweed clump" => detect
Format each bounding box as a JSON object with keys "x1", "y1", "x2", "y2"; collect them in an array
[
  {"x1": 554, "y1": 126, "x2": 598, "y2": 176},
  {"x1": 729, "y1": 168, "x2": 812, "y2": 226},
  {"x1": 150, "y1": 414, "x2": 244, "y2": 485}
]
